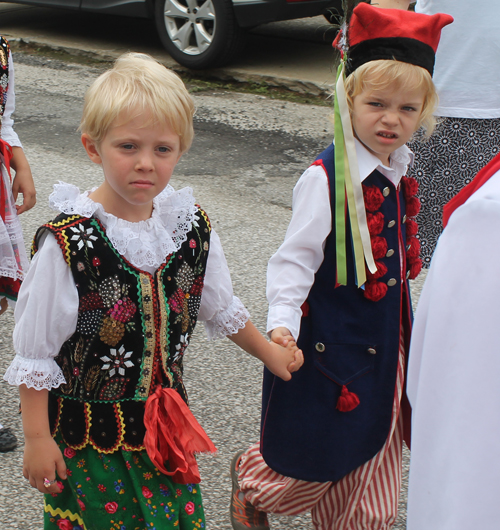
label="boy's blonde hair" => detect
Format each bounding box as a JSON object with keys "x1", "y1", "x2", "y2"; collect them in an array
[
  {"x1": 344, "y1": 60, "x2": 438, "y2": 137},
  {"x1": 80, "y1": 53, "x2": 195, "y2": 153}
]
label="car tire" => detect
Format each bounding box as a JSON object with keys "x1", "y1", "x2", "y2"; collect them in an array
[{"x1": 155, "y1": 0, "x2": 246, "y2": 69}]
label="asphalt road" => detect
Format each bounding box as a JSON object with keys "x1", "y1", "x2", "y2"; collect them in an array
[{"x1": 0, "y1": 50, "x2": 426, "y2": 530}]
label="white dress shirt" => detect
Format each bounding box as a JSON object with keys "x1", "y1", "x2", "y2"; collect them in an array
[
  {"x1": 4, "y1": 182, "x2": 249, "y2": 390},
  {"x1": 267, "y1": 140, "x2": 413, "y2": 340},
  {"x1": 1, "y1": 52, "x2": 22, "y2": 148}
]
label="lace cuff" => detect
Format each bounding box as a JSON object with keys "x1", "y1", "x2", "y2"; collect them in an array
[
  {"x1": 3, "y1": 355, "x2": 66, "y2": 390},
  {"x1": 203, "y1": 296, "x2": 250, "y2": 341}
]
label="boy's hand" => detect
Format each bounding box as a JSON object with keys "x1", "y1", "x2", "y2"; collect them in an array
[
  {"x1": 265, "y1": 340, "x2": 304, "y2": 382},
  {"x1": 12, "y1": 166, "x2": 36, "y2": 214},
  {"x1": 270, "y1": 327, "x2": 293, "y2": 347},
  {"x1": 23, "y1": 435, "x2": 67, "y2": 494}
]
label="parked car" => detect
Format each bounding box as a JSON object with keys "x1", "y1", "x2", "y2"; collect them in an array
[{"x1": 1, "y1": 0, "x2": 342, "y2": 69}]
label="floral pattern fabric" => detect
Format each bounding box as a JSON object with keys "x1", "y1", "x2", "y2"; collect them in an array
[
  {"x1": 45, "y1": 432, "x2": 205, "y2": 530},
  {"x1": 407, "y1": 117, "x2": 500, "y2": 266}
]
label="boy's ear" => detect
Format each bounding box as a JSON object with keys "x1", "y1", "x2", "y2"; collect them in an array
[{"x1": 81, "y1": 134, "x2": 102, "y2": 164}]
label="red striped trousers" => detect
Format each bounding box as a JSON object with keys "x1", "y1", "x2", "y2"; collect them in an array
[{"x1": 239, "y1": 330, "x2": 406, "y2": 530}]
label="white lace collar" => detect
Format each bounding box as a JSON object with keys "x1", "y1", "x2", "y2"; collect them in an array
[{"x1": 49, "y1": 181, "x2": 199, "y2": 270}]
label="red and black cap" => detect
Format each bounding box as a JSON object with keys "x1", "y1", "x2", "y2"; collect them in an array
[{"x1": 335, "y1": 3, "x2": 453, "y2": 76}]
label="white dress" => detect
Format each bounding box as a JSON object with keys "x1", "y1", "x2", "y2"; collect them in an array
[
  {"x1": 407, "y1": 168, "x2": 500, "y2": 530},
  {"x1": 4, "y1": 182, "x2": 249, "y2": 391},
  {"x1": 0, "y1": 50, "x2": 29, "y2": 290}
]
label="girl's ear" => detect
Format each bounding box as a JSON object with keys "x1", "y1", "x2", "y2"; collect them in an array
[{"x1": 81, "y1": 134, "x2": 102, "y2": 164}]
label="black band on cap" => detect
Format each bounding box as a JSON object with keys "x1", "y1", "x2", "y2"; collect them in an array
[{"x1": 346, "y1": 37, "x2": 435, "y2": 76}]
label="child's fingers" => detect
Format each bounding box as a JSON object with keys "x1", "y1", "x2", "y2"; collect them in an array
[{"x1": 55, "y1": 453, "x2": 68, "y2": 481}]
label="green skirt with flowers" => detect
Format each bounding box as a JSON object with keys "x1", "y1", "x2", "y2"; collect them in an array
[{"x1": 44, "y1": 432, "x2": 205, "y2": 530}]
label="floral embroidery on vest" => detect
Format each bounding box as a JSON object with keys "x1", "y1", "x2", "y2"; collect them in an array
[
  {"x1": 33, "y1": 209, "x2": 211, "y2": 453},
  {"x1": 0, "y1": 37, "x2": 9, "y2": 120}
]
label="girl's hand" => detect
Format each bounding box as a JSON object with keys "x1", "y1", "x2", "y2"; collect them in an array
[
  {"x1": 23, "y1": 435, "x2": 67, "y2": 494},
  {"x1": 0, "y1": 297, "x2": 8, "y2": 316},
  {"x1": 265, "y1": 340, "x2": 304, "y2": 382},
  {"x1": 270, "y1": 327, "x2": 293, "y2": 347},
  {"x1": 10, "y1": 147, "x2": 36, "y2": 214},
  {"x1": 12, "y1": 167, "x2": 36, "y2": 214}
]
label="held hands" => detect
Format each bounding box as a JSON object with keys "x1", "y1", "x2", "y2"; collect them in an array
[
  {"x1": 265, "y1": 339, "x2": 304, "y2": 381},
  {"x1": 23, "y1": 435, "x2": 67, "y2": 494}
]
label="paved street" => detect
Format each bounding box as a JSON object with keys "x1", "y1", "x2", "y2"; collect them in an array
[{"x1": 0, "y1": 16, "x2": 426, "y2": 530}]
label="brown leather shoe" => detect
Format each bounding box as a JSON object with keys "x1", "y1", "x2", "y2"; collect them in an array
[{"x1": 230, "y1": 450, "x2": 270, "y2": 529}]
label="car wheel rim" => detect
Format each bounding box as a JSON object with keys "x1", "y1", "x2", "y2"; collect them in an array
[{"x1": 163, "y1": 0, "x2": 216, "y2": 56}]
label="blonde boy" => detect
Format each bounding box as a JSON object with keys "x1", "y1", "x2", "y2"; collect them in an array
[{"x1": 230, "y1": 5, "x2": 452, "y2": 530}]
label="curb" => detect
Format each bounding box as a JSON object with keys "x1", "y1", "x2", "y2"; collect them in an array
[{"x1": 7, "y1": 36, "x2": 334, "y2": 98}]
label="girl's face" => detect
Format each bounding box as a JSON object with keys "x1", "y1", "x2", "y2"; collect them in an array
[
  {"x1": 82, "y1": 111, "x2": 182, "y2": 222},
  {"x1": 351, "y1": 84, "x2": 425, "y2": 166}
]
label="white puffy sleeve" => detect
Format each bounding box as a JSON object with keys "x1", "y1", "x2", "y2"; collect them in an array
[
  {"x1": 4, "y1": 232, "x2": 79, "y2": 389},
  {"x1": 1, "y1": 51, "x2": 22, "y2": 148},
  {"x1": 198, "y1": 229, "x2": 249, "y2": 340}
]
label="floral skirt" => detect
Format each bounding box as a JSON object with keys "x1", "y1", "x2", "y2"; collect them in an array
[
  {"x1": 407, "y1": 117, "x2": 500, "y2": 266},
  {"x1": 44, "y1": 433, "x2": 205, "y2": 530}
]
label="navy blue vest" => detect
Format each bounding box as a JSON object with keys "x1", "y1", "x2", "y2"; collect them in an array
[{"x1": 260, "y1": 144, "x2": 412, "y2": 482}]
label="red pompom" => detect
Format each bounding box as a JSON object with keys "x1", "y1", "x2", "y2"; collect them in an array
[
  {"x1": 408, "y1": 258, "x2": 423, "y2": 279},
  {"x1": 367, "y1": 212, "x2": 385, "y2": 235},
  {"x1": 367, "y1": 260, "x2": 388, "y2": 280},
  {"x1": 363, "y1": 185, "x2": 384, "y2": 212},
  {"x1": 402, "y1": 176, "x2": 419, "y2": 199},
  {"x1": 406, "y1": 237, "x2": 421, "y2": 260},
  {"x1": 363, "y1": 280, "x2": 388, "y2": 302},
  {"x1": 336, "y1": 385, "x2": 360, "y2": 412},
  {"x1": 405, "y1": 218, "x2": 418, "y2": 237},
  {"x1": 371, "y1": 236, "x2": 388, "y2": 260},
  {"x1": 405, "y1": 196, "x2": 421, "y2": 218}
]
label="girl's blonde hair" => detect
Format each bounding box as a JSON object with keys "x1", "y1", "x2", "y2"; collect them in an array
[
  {"x1": 80, "y1": 53, "x2": 195, "y2": 153},
  {"x1": 344, "y1": 59, "x2": 438, "y2": 137}
]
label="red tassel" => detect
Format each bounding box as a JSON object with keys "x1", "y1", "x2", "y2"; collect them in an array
[{"x1": 336, "y1": 385, "x2": 360, "y2": 412}]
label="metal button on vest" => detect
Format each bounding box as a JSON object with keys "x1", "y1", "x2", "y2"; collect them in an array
[
  {"x1": 402, "y1": 215, "x2": 407, "y2": 223},
  {"x1": 315, "y1": 342, "x2": 326, "y2": 353},
  {"x1": 386, "y1": 249, "x2": 395, "y2": 258},
  {"x1": 387, "y1": 220, "x2": 396, "y2": 228},
  {"x1": 383, "y1": 187, "x2": 390, "y2": 197},
  {"x1": 387, "y1": 278, "x2": 397, "y2": 287},
  {"x1": 367, "y1": 347, "x2": 377, "y2": 355}
]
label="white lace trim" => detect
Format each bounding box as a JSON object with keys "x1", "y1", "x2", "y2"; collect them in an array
[
  {"x1": 3, "y1": 355, "x2": 66, "y2": 390},
  {"x1": 204, "y1": 296, "x2": 250, "y2": 341},
  {"x1": 49, "y1": 181, "x2": 199, "y2": 269}
]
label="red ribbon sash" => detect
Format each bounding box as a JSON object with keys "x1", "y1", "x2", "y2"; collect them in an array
[
  {"x1": 0, "y1": 139, "x2": 13, "y2": 224},
  {"x1": 143, "y1": 386, "x2": 217, "y2": 484}
]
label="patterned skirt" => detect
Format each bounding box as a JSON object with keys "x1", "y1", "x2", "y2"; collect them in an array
[
  {"x1": 44, "y1": 432, "x2": 206, "y2": 530},
  {"x1": 407, "y1": 117, "x2": 500, "y2": 266}
]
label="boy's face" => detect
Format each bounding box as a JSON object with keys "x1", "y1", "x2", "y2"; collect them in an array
[
  {"x1": 351, "y1": 84, "x2": 425, "y2": 166},
  {"x1": 82, "y1": 110, "x2": 182, "y2": 221}
]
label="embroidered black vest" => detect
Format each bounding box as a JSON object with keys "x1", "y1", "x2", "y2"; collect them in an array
[
  {"x1": 33, "y1": 209, "x2": 211, "y2": 453},
  {"x1": 0, "y1": 37, "x2": 10, "y2": 120}
]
